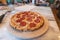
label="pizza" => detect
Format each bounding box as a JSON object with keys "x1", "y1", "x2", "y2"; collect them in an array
[{"x1": 10, "y1": 11, "x2": 44, "y2": 32}]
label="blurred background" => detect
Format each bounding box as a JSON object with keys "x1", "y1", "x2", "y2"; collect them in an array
[
  {"x1": 0, "y1": 0, "x2": 60, "y2": 21},
  {"x1": 0, "y1": 0, "x2": 60, "y2": 8}
]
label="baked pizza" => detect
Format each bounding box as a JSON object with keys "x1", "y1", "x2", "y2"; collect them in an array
[{"x1": 10, "y1": 11, "x2": 44, "y2": 32}]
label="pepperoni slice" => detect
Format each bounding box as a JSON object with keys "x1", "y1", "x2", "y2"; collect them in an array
[
  {"x1": 27, "y1": 17, "x2": 32, "y2": 22},
  {"x1": 20, "y1": 15, "x2": 26, "y2": 20},
  {"x1": 22, "y1": 12, "x2": 28, "y2": 15},
  {"x1": 16, "y1": 15, "x2": 20, "y2": 18},
  {"x1": 20, "y1": 21, "x2": 26, "y2": 26},
  {"x1": 16, "y1": 19, "x2": 22, "y2": 22},
  {"x1": 16, "y1": 19, "x2": 20, "y2": 22},
  {"x1": 16, "y1": 14, "x2": 20, "y2": 18},
  {"x1": 16, "y1": 16, "x2": 25, "y2": 23},
  {"x1": 22, "y1": 14, "x2": 26, "y2": 18},
  {"x1": 20, "y1": 17, "x2": 25, "y2": 20},
  {"x1": 29, "y1": 23, "x2": 36, "y2": 28},
  {"x1": 35, "y1": 18, "x2": 40, "y2": 23},
  {"x1": 24, "y1": 13, "x2": 29, "y2": 16},
  {"x1": 25, "y1": 12, "x2": 28, "y2": 15},
  {"x1": 27, "y1": 14, "x2": 31, "y2": 18}
]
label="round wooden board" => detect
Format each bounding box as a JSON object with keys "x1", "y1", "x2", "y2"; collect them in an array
[{"x1": 7, "y1": 15, "x2": 49, "y2": 39}]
